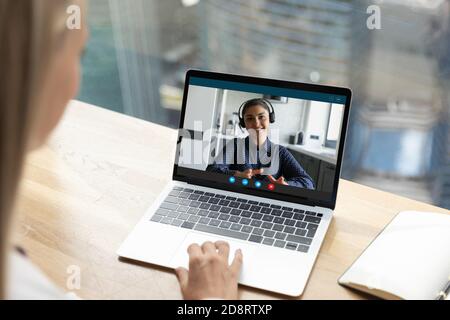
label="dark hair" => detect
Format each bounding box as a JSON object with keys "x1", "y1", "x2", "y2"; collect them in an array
[{"x1": 241, "y1": 98, "x2": 271, "y2": 117}]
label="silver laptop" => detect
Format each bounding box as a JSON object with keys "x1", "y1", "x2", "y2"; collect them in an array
[{"x1": 117, "y1": 70, "x2": 352, "y2": 296}]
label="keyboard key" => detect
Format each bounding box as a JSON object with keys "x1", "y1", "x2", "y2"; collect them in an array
[
  {"x1": 239, "y1": 203, "x2": 251, "y2": 210},
  {"x1": 293, "y1": 208, "x2": 305, "y2": 213},
  {"x1": 188, "y1": 215, "x2": 200, "y2": 223},
  {"x1": 208, "y1": 212, "x2": 219, "y2": 219},
  {"x1": 295, "y1": 228, "x2": 307, "y2": 237},
  {"x1": 307, "y1": 228, "x2": 317, "y2": 238},
  {"x1": 226, "y1": 196, "x2": 237, "y2": 201},
  {"x1": 199, "y1": 217, "x2": 210, "y2": 225},
  {"x1": 229, "y1": 216, "x2": 240, "y2": 223},
  {"x1": 270, "y1": 204, "x2": 281, "y2": 209},
  {"x1": 187, "y1": 208, "x2": 198, "y2": 214},
  {"x1": 263, "y1": 230, "x2": 275, "y2": 238},
  {"x1": 230, "y1": 223, "x2": 242, "y2": 231},
  {"x1": 274, "y1": 240, "x2": 286, "y2": 248},
  {"x1": 219, "y1": 200, "x2": 230, "y2": 206},
  {"x1": 214, "y1": 194, "x2": 226, "y2": 199},
  {"x1": 198, "y1": 210, "x2": 209, "y2": 217},
  {"x1": 161, "y1": 217, "x2": 173, "y2": 224},
  {"x1": 208, "y1": 198, "x2": 220, "y2": 204},
  {"x1": 229, "y1": 202, "x2": 240, "y2": 208},
  {"x1": 282, "y1": 211, "x2": 293, "y2": 219},
  {"x1": 230, "y1": 209, "x2": 242, "y2": 216},
  {"x1": 180, "y1": 199, "x2": 191, "y2": 206},
  {"x1": 209, "y1": 204, "x2": 220, "y2": 211},
  {"x1": 199, "y1": 203, "x2": 210, "y2": 210},
  {"x1": 305, "y1": 211, "x2": 317, "y2": 216},
  {"x1": 177, "y1": 213, "x2": 189, "y2": 220},
  {"x1": 262, "y1": 222, "x2": 273, "y2": 229},
  {"x1": 184, "y1": 188, "x2": 194, "y2": 193},
  {"x1": 219, "y1": 221, "x2": 231, "y2": 229},
  {"x1": 248, "y1": 200, "x2": 259, "y2": 205},
  {"x1": 193, "y1": 190, "x2": 204, "y2": 195},
  {"x1": 285, "y1": 243, "x2": 297, "y2": 250},
  {"x1": 271, "y1": 209, "x2": 282, "y2": 216},
  {"x1": 179, "y1": 192, "x2": 190, "y2": 199},
  {"x1": 293, "y1": 213, "x2": 305, "y2": 220},
  {"x1": 272, "y1": 224, "x2": 284, "y2": 232},
  {"x1": 198, "y1": 196, "x2": 210, "y2": 202},
  {"x1": 252, "y1": 228, "x2": 264, "y2": 235},
  {"x1": 177, "y1": 206, "x2": 189, "y2": 212},
  {"x1": 155, "y1": 208, "x2": 170, "y2": 216},
  {"x1": 317, "y1": 213, "x2": 323, "y2": 217},
  {"x1": 275, "y1": 232, "x2": 287, "y2": 240},
  {"x1": 165, "y1": 196, "x2": 179, "y2": 204},
  {"x1": 219, "y1": 214, "x2": 230, "y2": 221},
  {"x1": 151, "y1": 215, "x2": 162, "y2": 222},
  {"x1": 284, "y1": 219, "x2": 295, "y2": 226},
  {"x1": 173, "y1": 186, "x2": 183, "y2": 191},
  {"x1": 241, "y1": 226, "x2": 253, "y2": 233},
  {"x1": 204, "y1": 192, "x2": 215, "y2": 197},
  {"x1": 306, "y1": 223, "x2": 319, "y2": 231},
  {"x1": 219, "y1": 207, "x2": 231, "y2": 214},
  {"x1": 250, "y1": 205, "x2": 262, "y2": 212},
  {"x1": 236, "y1": 198, "x2": 247, "y2": 203},
  {"x1": 251, "y1": 213, "x2": 263, "y2": 220},
  {"x1": 188, "y1": 194, "x2": 200, "y2": 201},
  {"x1": 273, "y1": 217, "x2": 284, "y2": 224},
  {"x1": 262, "y1": 238, "x2": 275, "y2": 246},
  {"x1": 297, "y1": 245, "x2": 309, "y2": 253},
  {"x1": 250, "y1": 220, "x2": 262, "y2": 227},
  {"x1": 286, "y1": 235, "x2": 312, "y2": 245},
  {"x1": 240, "y1": 218, "x2": 251, "y2": 225},
  {"x1": 194, "y1": 224, "x2": 249, "y2": 241},
  {"x1": 284, "y1": 226, "x2": 295, "y2": 234},
  {"x1": 249, "y1": 235, "x2": 263, "y2": 243},
  {"x1": 189, "y1": 201, "x2": 201, "y2": 208},
  {"x1": 282, "y1": 207, "x2": 293, "y2": 211},
  {"x1": 167, "y1": 211, "x2": 179, "y2": 218},
  {"x1": 259, "y1": 202, "x2": 270, "y2": 207},
  {"x1": 161, "y1": 202, "x2": 178, "y2": 210},
  {"x1": 261, "y1": 207, "x2": 272, "y2": 214},
  {"x1": 296, "y1": 221, "x2": 307, "y2": 229},
  {"x1": 262, "y1": 215, "x2": 274, "y2": 222},
  {"x1": 171, "y1": 219, "x2": 183, "y2": 227},
  {"x1": 304, "y1": 216, "x2": 321, "y2": 224},
  {"x1": 241, "y1": 211, "x2": 252, "y2": 218},
  {"x1": 209, "y1": 219, "x2": 220, "y2": 227}
]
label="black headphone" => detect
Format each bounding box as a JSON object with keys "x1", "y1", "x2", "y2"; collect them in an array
[{"x1": 238, "y1": 98, "x2": 275, "y2": 128}]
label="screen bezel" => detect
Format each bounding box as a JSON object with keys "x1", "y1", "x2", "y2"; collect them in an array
[{"x1": 172, "y1": 69, "x2": 352, "y2": 210}]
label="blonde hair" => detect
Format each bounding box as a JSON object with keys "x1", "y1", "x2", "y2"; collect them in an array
[{"x1": 0, "y1": 0, "x2": 74, "y2": 299}]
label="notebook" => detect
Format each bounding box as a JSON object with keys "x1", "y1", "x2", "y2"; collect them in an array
[{"x1": 338, "y1": 211, "x2": 450, "y2": 300}]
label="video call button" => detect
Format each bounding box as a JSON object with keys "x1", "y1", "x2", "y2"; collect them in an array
[
  {"x1": 242, "y1": 179, "x2": 249, "y2": 186},
  {"x1": 268, "y1": 183, "x2": 275, "y2": 191},
  {"x1": 229, "y1": 176, "x2": 236, "y2": 184}
]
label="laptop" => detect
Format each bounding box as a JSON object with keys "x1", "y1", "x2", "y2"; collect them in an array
[{"x1": 117, "y1": 70, "x2": 352, "y2": 296}]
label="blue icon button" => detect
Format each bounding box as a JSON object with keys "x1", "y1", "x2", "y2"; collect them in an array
[
  {"x1": 242, "y1": 179, "x2": 249, "y2": 186},
  {"x1": 229, "y1": 176, "x2": 236, "y2": 184},
  {"x1": 255, "y1": 181, "x2": 262, "y2": 188}
]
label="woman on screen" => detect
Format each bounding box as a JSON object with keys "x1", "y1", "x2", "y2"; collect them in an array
[{"x1": 207, "y1": 98, "x2": 315, "y2": 189}]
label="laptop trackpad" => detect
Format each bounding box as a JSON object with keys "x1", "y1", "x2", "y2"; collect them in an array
[{"x1": 170, "y1": 232, "x2": 257, "y2": 272}]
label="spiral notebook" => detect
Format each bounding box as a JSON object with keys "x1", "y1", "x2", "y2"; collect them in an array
[{"x1": 338, "y1": 211, "x2": 450, "y2": 300}]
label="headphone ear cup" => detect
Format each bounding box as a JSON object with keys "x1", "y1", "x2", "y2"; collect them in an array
[
  {"x1": 270, "y1": 112, "x2": 275, "y2": 123},
  {"x1": 239, "y1": 118, "x2": 246, "y2": 128}
]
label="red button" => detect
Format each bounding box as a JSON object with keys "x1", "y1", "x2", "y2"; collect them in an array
[{"x1": 268, "y1": 183, "x2": 275, "y2": 191}]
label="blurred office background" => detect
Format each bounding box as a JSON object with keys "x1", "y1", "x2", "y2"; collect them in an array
[{"x1": 77, "y1": 0, "x2": 450, "y2": 209}]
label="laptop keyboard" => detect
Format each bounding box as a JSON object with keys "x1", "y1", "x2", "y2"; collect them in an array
[{"x1": 150, "y1": 186, "x2": 323, "y2": 253}]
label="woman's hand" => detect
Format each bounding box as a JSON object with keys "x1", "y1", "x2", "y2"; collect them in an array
[
  {"x1": 234, "y1": 168, "x2": 264, "y2": 179},
  {"x1": 175, "y1": 241, "x2": 243, "y2": 300},
  {"x1": 268, "y1": 175, "x2": 289, "y2": 185}
]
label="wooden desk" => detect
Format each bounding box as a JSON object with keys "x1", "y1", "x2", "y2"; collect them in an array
[{"x1": 15, "y1": 100, "x2": 450, "y2": 300}]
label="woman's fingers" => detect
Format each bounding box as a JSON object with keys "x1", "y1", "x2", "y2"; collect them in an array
[
  {"x1": 267, "y1": 175, "x2": 277, "y2": 183},
  {"x1": 201, "y1": 241, "x2": 217, "y2": 255},
  {"x1": 215, "y1": 241, "x2": 230, "y2": 259},
  {"x1": 230, "y1": 249, "x2": 243, "y2": 278},
  {"x1": 175, "y1": 267, "x2": 189, "y2": 289}
]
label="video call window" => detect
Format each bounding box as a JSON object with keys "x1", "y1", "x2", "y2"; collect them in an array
[{"x1": 176, "y1": 78, "x2": 346, "y2": 197}]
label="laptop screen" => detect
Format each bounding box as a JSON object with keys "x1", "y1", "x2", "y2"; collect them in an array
[{"x1": 174, "y1": 71, "x2": 351, "y2": 208}]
